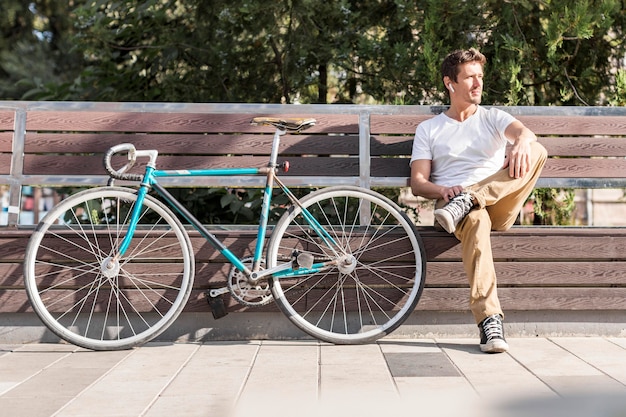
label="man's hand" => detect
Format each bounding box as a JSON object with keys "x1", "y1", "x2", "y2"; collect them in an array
[
  {"x1": 502, "y1": 140, "x2": 531, "y2": 179},
  {"x1": 440, "y1": 185, "x2": 465, "y2": 202},
  {"x1": 503, "y1": 120, "x2": 536, "y2": 179}
]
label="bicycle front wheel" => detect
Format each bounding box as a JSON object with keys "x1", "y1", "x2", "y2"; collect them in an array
[
  {"x1": 266, "y1": 186, "x2": 425, "y2": 344},
  {"x1": 23, "y1": 187, "x2": 194, "y2": 351}
]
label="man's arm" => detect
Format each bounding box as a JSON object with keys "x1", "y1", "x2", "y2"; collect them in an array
[
  {"x1": 503, "y1": 120, "x2": 537, "y2": 179},
  {"x1": 410, "y1": 159, "x2": 464, "y2": 202}
]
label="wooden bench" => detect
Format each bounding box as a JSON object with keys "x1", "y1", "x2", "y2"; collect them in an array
[{"x1": 1, "y1": 102, "x2": 626, "y2": 327}]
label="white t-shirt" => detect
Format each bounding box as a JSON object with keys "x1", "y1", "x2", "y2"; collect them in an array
[{"x1": 410, "y1": 106, "x2": 516, "y2": 187}]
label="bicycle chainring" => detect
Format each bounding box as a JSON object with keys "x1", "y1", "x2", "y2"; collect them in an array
[{"x1": 227, "y1": 257, "x2": 273, "y2": 307}]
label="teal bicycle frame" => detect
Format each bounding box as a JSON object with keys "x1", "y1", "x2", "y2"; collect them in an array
[{"x1": 109, "y1": 128, "x2": 338, "y2": 283}]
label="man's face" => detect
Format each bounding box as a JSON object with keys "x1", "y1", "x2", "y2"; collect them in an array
[{"x1": 449, "y1": 61, "x2": 483, "y2": 105}]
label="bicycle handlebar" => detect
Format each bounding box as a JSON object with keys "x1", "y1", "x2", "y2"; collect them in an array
[{"x1": 103, "y1": 143, "x2": 158, "y2": 182}]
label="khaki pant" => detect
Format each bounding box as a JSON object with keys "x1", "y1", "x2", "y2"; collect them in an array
[{"x1": 436, "y1": 142, "x2": 548, "y2": 324}]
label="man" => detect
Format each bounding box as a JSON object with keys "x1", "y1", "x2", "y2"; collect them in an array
[{"x1": 409, "y1": 48, "x2": 547, "y2": 353}]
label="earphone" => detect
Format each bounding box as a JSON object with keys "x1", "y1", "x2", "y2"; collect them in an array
[{"x1": 448, "y1": 83, "x2": 455, "y2": 93}]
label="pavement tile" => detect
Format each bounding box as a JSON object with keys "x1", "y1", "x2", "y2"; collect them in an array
[
  {"x1": 143, "y1": 342, "x2": 259, "y2": 417},
  {"x1": 550, "y1": 337, "x2": 626, "y2": 385},
  {"x1": 319, "y1": 343, "x2": 396, "y2": 400},
  {"x1": 0, "y1": 348, "x2": 131, "y2": 417},
  {"x1": 609, "y1": 337, "x2": 626, "y2": 349},
  {"x1": 236, "y1": 342, "x2": 319, "y2": 409},
  {"x1": 54, "y1": 343, "x2": 200, "y2": 417},
  {"x1": 385, "y1": 352, "x2": 460, "y2": 377},
  {"x1": 0, "y1": 349, "x2": 73, "y2": 395},
  {"x1": 437, "y1": 338, "x2": 557, "y2": 402}
]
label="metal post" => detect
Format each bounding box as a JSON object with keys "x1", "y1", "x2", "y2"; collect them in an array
[
  {"x1": 7, "y1": 109, "x2": 26, "y2": 227},
  {"x1": 358, "y1": 111, "x2": 371, "y2": 226}
]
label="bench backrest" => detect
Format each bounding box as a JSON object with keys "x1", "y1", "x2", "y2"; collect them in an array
[
  {"x1": 370, "y1": 113, "x2": 626, "y2": 189},
  {"x1": 21, "y1": 110, "x2": 362, "y2": 187},
  {"x1": 2, "y1": 102, "x2": 626, "y2": 226}
]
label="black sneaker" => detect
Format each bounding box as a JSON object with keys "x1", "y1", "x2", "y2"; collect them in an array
[
  {"x1": 478, "y1": 314, "x2": 509, "y2": 353},
  {"x1": 434, "y1": 192, "x2": 474, "y2": 233}
]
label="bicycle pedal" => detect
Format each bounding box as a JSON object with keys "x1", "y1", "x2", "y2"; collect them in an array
[{"x1": 205, "y1": 290, "x2": 228, "y2": 320}]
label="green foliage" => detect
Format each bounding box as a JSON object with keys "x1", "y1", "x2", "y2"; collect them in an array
[
  {"x1": 3, "y1": 0, "x2": 625, "y2": 105},
  {"x1": 610, "y1": 69, "x2": 626, "y2": 106},
  {"x1": 530, "y1": 188, "x2": 576, "y2": 225},
  {"x1": 0, "y1": 0, "x2": 83, "y2": 100},
  {"x1": 161, "y1": 186, "x2": 312, "y2": 225}
]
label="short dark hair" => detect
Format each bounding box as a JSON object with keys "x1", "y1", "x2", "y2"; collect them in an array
[{"x1": 441, "y1": 48, "x2": 486, "y2": 83}]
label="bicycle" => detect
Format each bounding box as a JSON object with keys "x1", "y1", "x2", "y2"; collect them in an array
[{"x1": 23, "y1": 117, "x2": 426, "y2": 351}]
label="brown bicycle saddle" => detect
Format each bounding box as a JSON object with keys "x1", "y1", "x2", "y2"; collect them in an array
[{"x1": 251, "y1": 117, "x2": 316, "y2": 132}]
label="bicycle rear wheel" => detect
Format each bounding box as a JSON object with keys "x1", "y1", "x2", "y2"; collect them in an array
[
  {"x1": 23, "y1": 187, "x2": 194, "y2": 351},
  {"x1": 266, "y1": 186, "x2": 425, "y2": 344}
]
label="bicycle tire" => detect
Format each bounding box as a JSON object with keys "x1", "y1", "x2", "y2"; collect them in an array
[
  {"x1": 266, "y1": 186, "x2": 426, "y2": 344},
  {"x1": 23, "y1": 187, "x2": 194, "y2": 351}
]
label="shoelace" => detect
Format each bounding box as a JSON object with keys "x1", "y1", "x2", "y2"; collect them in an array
[
  {"x1": 445, "y1": 193, "x2": 474, "y2": 219},
  {"x1": 482, "y1": 317, "x2": 504, "y2": 340}
]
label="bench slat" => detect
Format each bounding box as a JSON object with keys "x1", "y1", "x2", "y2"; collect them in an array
[
  {"x1": 371, "y1": 114, "x2": 626, "y2": 136},
  {"x1": 426, "y1": 261, "x2": 626, "y2": 286},
  {"x1": 421, "y1": 228, "x2": 626, "y2": 261},
  {"x1": 540, "y1": 137, "x2": 626, "y2": 157},
  {"x1": 518, "y1": 115, "x2": 626, "y2": 136},
  {"x1": 371, "y1": 157, "x2": 626, "y2": 180},
  {"x1": 24, "y1": 133, "x2": 361, "y2": 155},
  {"x1": 415, "y1": 287, "x2": 626, "y2": 311},
  {"x1": 26, "y1": 112, "x2": 359, "y2": 134},
  {"x1": 0, "y1": 154, "x2": 12, "y2": 175},
  {"x1": 0, "y1": 111, "x2": 14, "y2": 130},
  {"x1": 370, "y1": 135, "x2": 626, "y2": 158},
  {"x1": 0, "y1": 132, "x2": 13, "y2": 152},
  {"x1": 22, "y1": 155, "x2": 361, "y2": 177}
]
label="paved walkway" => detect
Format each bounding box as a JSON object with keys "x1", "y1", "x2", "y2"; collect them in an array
[{"x1": 2, "y1": 337, "x2": 626, "y2": 417}]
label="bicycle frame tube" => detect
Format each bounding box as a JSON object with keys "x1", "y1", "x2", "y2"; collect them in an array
[
  {"x1": 117, "y1": 167, "x2": 154, "y2": 256},
  {"x1": 252, "y1": 128, "x2": 286, "y2": 268}
]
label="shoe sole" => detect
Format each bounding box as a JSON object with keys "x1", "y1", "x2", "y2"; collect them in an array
[
  {"x1": 480, "y1": 339, "x2": 509, "y2": 353},
  {"x1": 434, "y1": 209, "x2": 455, "y2": 234}
]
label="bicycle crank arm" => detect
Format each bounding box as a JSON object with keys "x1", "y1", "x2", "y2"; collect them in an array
[
  {"x1": 208, "y1": 286, "x2": 229, "y2": 298},
  {"x1": 249, "y1": 262, "x2": 294, "y2": 282}
]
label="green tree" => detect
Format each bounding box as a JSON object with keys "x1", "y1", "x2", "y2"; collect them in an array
[
  {"x1": 3, "y1": 0, "x2": 626, "y2": 105},
  {"x1": 0, "y1": 0, "x2": 83, "y2": 100}
]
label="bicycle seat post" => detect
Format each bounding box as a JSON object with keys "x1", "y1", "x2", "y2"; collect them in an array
[
  {"x1": 250, "y1": 116, "x2": 316, "y2": 168},
  {"x1": 269, "y1": 127, "x2": 286, "y2": 168}
]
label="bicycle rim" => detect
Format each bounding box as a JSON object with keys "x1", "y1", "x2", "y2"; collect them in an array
[
  {"x1": 23, "y1": 187, "x2": 194, "y2": 350},
  {"x1": 266, "y1": 186, "x2": 425, "y2": 344}
]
